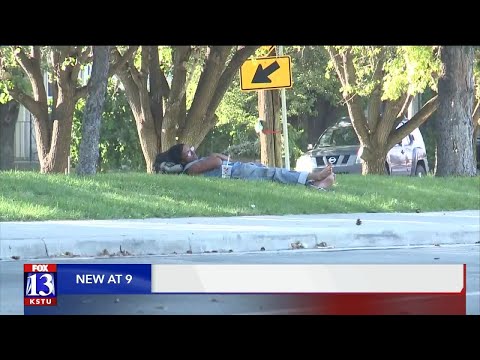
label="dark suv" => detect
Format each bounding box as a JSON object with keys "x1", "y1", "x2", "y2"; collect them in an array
[{"x1": 295, "y1": 117, "x2": 429, "y2": 176}]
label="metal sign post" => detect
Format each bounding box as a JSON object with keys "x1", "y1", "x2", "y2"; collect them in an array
[{"x1": 278, "y1": 45, "x2": 290, "y2": 170}]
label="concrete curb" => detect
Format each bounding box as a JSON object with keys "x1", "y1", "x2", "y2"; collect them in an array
[
  {"x1": 1, "y1": 210, "x2": 479, "y2": 260},
  {"x1": 1, "y1": 228, "x2": 478, "y2": 260}
]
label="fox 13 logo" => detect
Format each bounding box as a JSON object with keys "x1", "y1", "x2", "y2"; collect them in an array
[{"x1": 24, "y1": 264, "x2": 57, "y2": 306}]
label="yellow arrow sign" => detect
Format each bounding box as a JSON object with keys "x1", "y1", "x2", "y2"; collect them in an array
[{"x1": 240, "y1": 55, "x2": 292, "y2": 91}]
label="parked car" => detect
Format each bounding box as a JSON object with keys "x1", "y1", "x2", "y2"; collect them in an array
[{"x1": 295, "y1": 117, "x2": 429, "y2": 176}]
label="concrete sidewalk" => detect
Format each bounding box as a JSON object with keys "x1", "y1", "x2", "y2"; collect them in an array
[{"x1": 0, "y1": 210, "x2": 479, "y2": 260}]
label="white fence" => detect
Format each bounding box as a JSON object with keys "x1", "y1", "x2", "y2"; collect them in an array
[{"x1": 14, "y1": 105, "x2": 38, "y2": 164}]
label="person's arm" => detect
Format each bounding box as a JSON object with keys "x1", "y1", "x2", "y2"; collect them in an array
[
  {"x1": 185, "y1": 156, "x2": 222, "y2": 175},
  {"x1": 210, "y1": 153, "x2": 230, "y2": 161}
]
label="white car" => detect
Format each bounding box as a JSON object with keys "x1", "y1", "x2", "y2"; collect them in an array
[{"x1": 295, "y1": 117, "x2": 429, "y2": 176}]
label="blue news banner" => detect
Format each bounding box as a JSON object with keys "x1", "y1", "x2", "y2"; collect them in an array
[
  {"x1": 24, "y1": 263, "x2": 468, "y2": 315},
  {"x1": 24, "y1": 264, "x2": 151, "y2": 315}
]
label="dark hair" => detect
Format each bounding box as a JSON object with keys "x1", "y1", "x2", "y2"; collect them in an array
[
  {"x1": 153, "y1": 143, "x2": 185, "y2": 173},
  {"x1": 167, "y1": 143, "x2": 185, "y2": 164}
]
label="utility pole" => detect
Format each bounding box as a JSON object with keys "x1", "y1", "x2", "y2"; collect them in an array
[{"x1": 258, "y1": 47, "x2": 282, "y2": 167}]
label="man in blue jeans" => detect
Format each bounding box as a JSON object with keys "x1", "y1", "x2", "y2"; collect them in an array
[{"x1": 155, "y1": 143, "x2": 335, "y2": 189}]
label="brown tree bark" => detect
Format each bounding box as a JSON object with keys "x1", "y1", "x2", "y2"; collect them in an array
[
  {"x1": 161, "y1": 46, "x2": 193, "y2": 150},
  {"x1": 76, "y1": 46, "x2": 110, "y2": 175},
  {"x1": 148, "y1": 46, "x2": 167, "y2": 152},
  {"x1": 258, "y1": 89, "x2": 282, "y2": 167},
  {"x1": 10, "y1": 46, "x2": 93, "y2": 173},
  {"x1": 111, "y1": 46, "x2": 159, "y2": 174},
  {"x1": 435, "y1": 46, "x2": 476, "y2": 176},
  {"x1": 113, "y1": 46, "x2": 259, "y2": 173},
  {"x1": 0, "y1": 100, "x2": 20, "y2": 170}
]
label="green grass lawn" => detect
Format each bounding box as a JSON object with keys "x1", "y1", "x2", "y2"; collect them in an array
[{"x1": 0, "y1": 171, "x2": 478, "y2": 221}]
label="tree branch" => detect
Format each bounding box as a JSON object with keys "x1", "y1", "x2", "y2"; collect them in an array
[
  {"x1": 159, "y1": 72, "x2": 170, "y2": 98},
  {"x1": 9, "y1": 88, "x2": 41, "y2": 117},
  {"x1": 78, "y1": 47, "x2": 93, "y2": 64},
  {"x1": 49, "y1": 50, "x2": 59, "y2": 112},
  {"x1": 52, "y1": 47, "x2": 66, "y2": 83},
  {"x1": 54, "y1": 46, "x2": 69, "y2": 65},
  {"x1": 325, "y1": 46, "x2": 346, "y2": 88},
  {"x1": 14, "y1": 46, "x2": 36, "y2": 76},
  {"x1": 129, "y1": 47, "x2": 152, "y2": 122},
  {"x1": 398, "y1": 94, "x2": 414, "y2": 119},
  {"x1": 158, "y1": 67, "x2": 170, "y2": 98},
  {"x1": 375, "y1": 93, "x2": 408, "y2": 146},
  {"x1": 14, "y1": 46, "x2": 47, "y2": 104},
  {"x1": 367, "y1": 48, "x2": 386, "y2": 131},
  {"x1": 161, "y1": 46, "x2": 192, "y2": 141},
  {"x1": 184, "y1": 47, "x2": 204, "y2": 92},
  {"x1": 72, "y1": 46, "x2": 92, "y2": 82},
  {"x1": 109, "y1": 46, "x2": 139, "y2": 76},
  {"x1": 74, "y1": 85, "x2": 88, "y2": 101},
  {"x1": 32, "y1": 46, "x2": 41, "y2": 62},
  {"x1": 186, "y1": 46, "x2": 230, "y2": 124},
  {"x1": 128, "y1": 55, "x2": 143, "y2": 89},
  {"x1": 140, "y1": 46, "x2": 149, "y2": 75},
  {"x1": 384, "y1": 93, "x2": 408, "y2": 123},
  {"x1": 148, "y1": 46, "x2": 164, "y2": 99},
  {"x1": 343, "y1": 48, "x2": 370, "y2": 142},
  {"x1": 148, "y1": 46, "x2": 165, "y2": 146},
  {"x1": 343, "y1": 48, "x2": 357, "y2": 91},
  {"x1": 166, "y1": 46, "x2": 192, "y2": 107},
  {"x1": 205, "y1": 45, "x2": 258, "y2": 120},
  {"x1": 327, "y1": 47, "x2": 371, "y2": 144},
  {"x1": 110, "y1": 47, "x2": 141, "y2": 117},
  {"x1": 387, "y1": 95, "x2": 438, "y2": 150}
]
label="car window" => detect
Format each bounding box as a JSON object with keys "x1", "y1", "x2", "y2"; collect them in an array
[
  {"x1": 316, "y1": 125, "x2": 360, "y2": 147},
  {"x1": 401, "y1": 135, "x2": 411, "y2": 146}
]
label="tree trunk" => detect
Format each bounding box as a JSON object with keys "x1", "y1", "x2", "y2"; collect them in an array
[
  {"x1": 123, "y1": 86, "x2": 157, "y2": 174},
  {"x1": 161, "y1": 46, "x2": 194, "y2": 150},
  {"x1": 137, "y1": 110, "x2": 161, "y2": 173},
  {"x1": 115, "y1": 73, "x2": 158, "y2": 174},
  {"x1": 43, "y1": 87, "x2": 76, "y2": 173},
  {"x1": 167, "y1": 46, "x2": 258, "y2": 151},
  {"x1": 113, "y1": 46, "x2": 258, "y2": 172},
  {"x1": 77, "y1": 46, "x2": 110, "y2": 175},
  {"x1": 361, "y1": 148, "x2": 388, "y2": 175},
  {"x1": 110, "y1": 47, "x2": 157, "y2": 173},
  {"x1": 0, "y1": 100, "x2": 20, "y2": 170},
  {"x1": 10, "y1": 46, "x2": 93, "y2": 174},
  {"x1": 435, "y1": 46, "x2": 476, "y2": 176},
  {"x1": 346, "y1": 101, "x2": 390, "y2": 176},
  {"x1": 147, "y1": 46, "x2": 166, "y2": 153}
]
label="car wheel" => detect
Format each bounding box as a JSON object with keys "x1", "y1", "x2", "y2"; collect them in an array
[{"x1": 415, "y1": 164, "x2": 426, "y2": 177}]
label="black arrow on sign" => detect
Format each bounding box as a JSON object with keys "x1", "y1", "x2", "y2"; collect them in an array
[{"x1": 252, "y1": 61, "x2": 280, "y2": 83}]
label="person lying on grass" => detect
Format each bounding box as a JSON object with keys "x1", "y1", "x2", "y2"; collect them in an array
[{"x1": 154, "y1": 143, "x2": 335, "y2": 190}]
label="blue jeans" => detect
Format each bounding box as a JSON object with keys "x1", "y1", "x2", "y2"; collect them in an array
[{"x1": 229, "y1": 161, "x2": 309, "y2": 185}]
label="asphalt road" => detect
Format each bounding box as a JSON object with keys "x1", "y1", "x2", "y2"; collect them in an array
[{"x1": 1, "y1": 244, "x2": 478, "y2": 315}]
